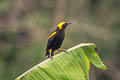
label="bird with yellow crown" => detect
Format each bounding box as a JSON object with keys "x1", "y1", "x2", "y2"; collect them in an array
[{"x1": 45, "y1": 21, "x2": 71, "y2": 59}]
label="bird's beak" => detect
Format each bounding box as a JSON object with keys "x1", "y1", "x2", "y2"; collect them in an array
[{"x1": 67, "y1": 22, "x2": 71, "y2": 25}]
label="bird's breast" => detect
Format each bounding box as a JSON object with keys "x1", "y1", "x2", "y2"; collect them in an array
[{"x1": 57, "y1": 31, "x2": 65, "y2": 36}]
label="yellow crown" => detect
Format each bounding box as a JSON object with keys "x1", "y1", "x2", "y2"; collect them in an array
[{"x1": 57, "y1": 22, "x2": 66, "y2": 30}]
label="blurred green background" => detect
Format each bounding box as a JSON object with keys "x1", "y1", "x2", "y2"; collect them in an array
[{"x1": 0, "y1": 0, "x2": 120, "y2": 80}]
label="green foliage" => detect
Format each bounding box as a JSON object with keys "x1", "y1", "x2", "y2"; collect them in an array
[{"x1": 16, "y1": 43, "x2": 107, "y2": 80}]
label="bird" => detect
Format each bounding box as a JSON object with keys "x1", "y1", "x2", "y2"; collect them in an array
[{"x1": 45, "y1": 21, "x2": 71, "y2": 59}]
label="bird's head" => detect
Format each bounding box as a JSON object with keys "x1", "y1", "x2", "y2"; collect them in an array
[{"x1": 57, "y1": 21, "x2": 71, "y2": 30}]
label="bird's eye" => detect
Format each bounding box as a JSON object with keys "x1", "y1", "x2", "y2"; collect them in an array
[{"x1": 63, "y1": 24, "x2": 65, "y2": 26}]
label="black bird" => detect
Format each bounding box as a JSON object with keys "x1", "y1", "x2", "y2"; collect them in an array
[{"x1": 45, "y1": 21, "x2": 71, "y2": 59}]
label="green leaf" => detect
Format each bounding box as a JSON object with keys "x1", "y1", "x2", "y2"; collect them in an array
[
  {"x1": 82, "y1": 45, "x2": 107, "y2": 70},
  {"x1": 15, "y1": 43, "x2": 107, "y2": 80},
  {"x1": 74, "y1": 48, "x2": 89, "y2": 80}
]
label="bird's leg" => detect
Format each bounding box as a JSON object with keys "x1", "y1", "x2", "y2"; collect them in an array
[
  {"x1": 48, "y1": 54, "x2": 50, "y2": 58},
  {"x1": 48, "y1": 49, "x2": 53, "y2": 59},
  {"x1": 50, "y1": 52, "x2": 53, "y2": 59},
  {"x1": 51, "y1": 53, "x2": 54, "y2": 59},
  {"x1": 58, "y1": 48, "x2": 67, "y2": 52}
]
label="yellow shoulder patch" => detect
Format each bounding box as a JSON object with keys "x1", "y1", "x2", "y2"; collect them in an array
[
  {"x1": 57, "y1": 22, "x2": 66, "y2": 30},
  {"x1": 49, "y1": 31, "x2": 56, "y2": 38}
]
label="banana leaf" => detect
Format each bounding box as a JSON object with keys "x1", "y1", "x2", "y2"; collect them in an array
[{"x1": 16, "y1": 43, "x2": 107, "y2": 80}]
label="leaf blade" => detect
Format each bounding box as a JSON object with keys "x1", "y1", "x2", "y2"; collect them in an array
[
  {"x1": 82, "y1": 46, "x2": 107, "y2": 70},
  {"x1": 16, "y1": 43, "x2": 107, "y2": 80}
]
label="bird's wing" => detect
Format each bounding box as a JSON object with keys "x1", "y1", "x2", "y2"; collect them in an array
[
  {"x1": 46, "y1": 31, "x2": 57, "y2": 51},
  {"x1": 48, "y1": 31, "x2": 57, "y2": 39}
]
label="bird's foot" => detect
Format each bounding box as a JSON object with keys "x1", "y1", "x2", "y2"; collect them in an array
[
  {"x1": 58, "y1": 48, "x2": 67, "y2": 53},
  {"x1": 48, "y1": 52, "x2": 53, "y2": 59}
]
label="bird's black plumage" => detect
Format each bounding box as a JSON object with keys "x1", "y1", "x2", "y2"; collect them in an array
[{"x1": 45, "y1": 21, "x2": 71, "y2": 58}]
